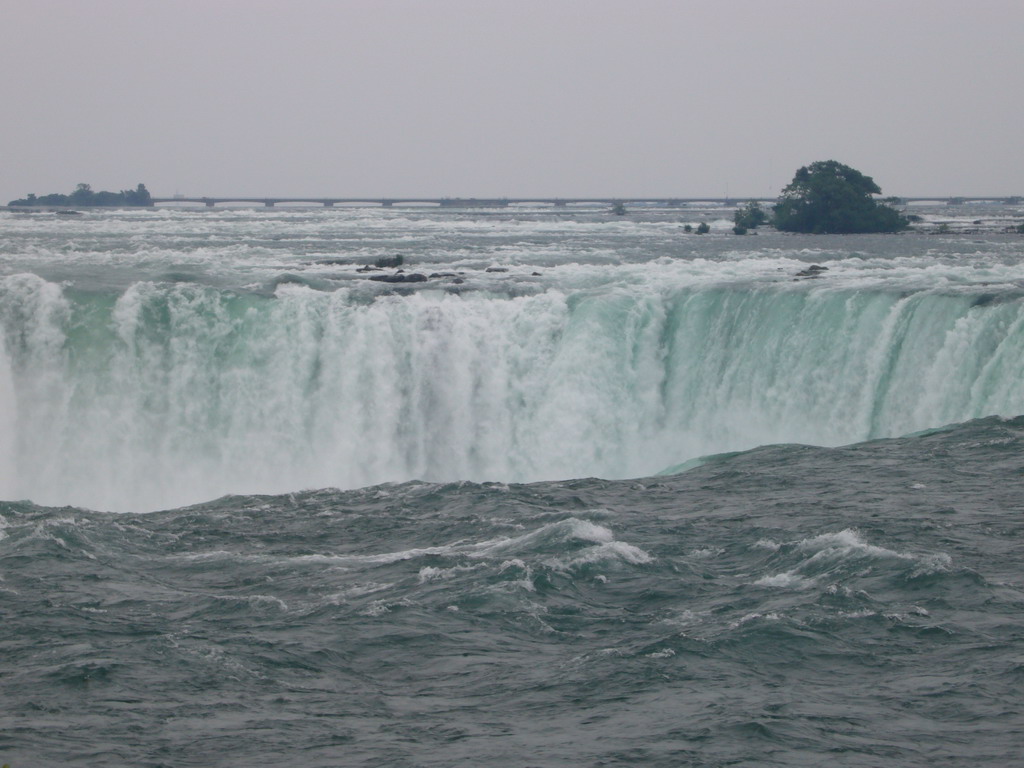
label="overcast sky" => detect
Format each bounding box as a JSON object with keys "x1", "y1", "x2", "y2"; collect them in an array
[{"x1": 2, "y1": 0, "x2": 1021, "y2": 200}]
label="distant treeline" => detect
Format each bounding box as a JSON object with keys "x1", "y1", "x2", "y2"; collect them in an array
[{"x1": 8, "y1": 183, "x2": 152, "y2": 207}]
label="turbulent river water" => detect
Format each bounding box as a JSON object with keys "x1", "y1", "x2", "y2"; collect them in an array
[{"x1": 1, "y1": 204, "x2": 1023, "y2": 766}]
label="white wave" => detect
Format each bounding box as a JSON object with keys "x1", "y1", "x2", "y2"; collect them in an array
[
  {"x1": 753, "y1": 571, "x2": 812, "y2": 589},
  {"x1": 172, "y1": 549, "x2": 245, "y2": 561},
  {"x1": 754, "y1": 528, "x2": 953, "y2": 587},
  {"x1": 212, "y1": 594, "x2": 289, "y2": 612},
  {"x1": 358, "y1": 595, "x2": 417, "y2": 616},
  {"x1": 688, "y1": 547, "x2": 724, "y2": 559},
  {"x1": 364, "y1": 518, "x2": 655, "y2": 587},
  {"x1": 161, "y1": 518, "x2": 646, "y2": 583},
  {"x1": 664, "y1": 609, "x2": 710, "y2": 630},
  {"x1": 908, "y1": 553, "x2": 953, "y2": 577},
  {"x1": 550, "y1": 540, "x2": 654, "y2": 570},
  {"x1": 469, "y1": 518, "x2": 617, "y2": 557},
  {"x1": 729, "y1": 611, "x2": 782, "y2": 629},
  {"x1": 294, "y1": 544, "x2": 464, "y2": 566},
  {"x1": 497, "y1": 559, "x2": 536, "y2": 592},
  {"x1": 796, "y1": 529, "x2": 904, "y2": 560},
  {"x1": 417, "y1": 563, "x2": 485, "y2": 583},
  {"x1": 646, "y1": 648, "x2": 676, "y2": 659},
  {"x1": 796, "y1": 529, "x2": 948, "y2": 569},
  {"x1": 322, "y1": 582, "x2": 394, "y2": 603}
]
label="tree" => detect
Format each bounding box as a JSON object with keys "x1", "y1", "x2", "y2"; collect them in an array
[
  {"x1": 733, "y1": 200, "x2": 767, "y2": 230},
  {"x1": 773, "y1": 160, "x2": 908, "y2": 233},
  {"x1": 123, "y1": 183, "x2": 152, "y2": 206},
  {"x1": 70, "y1": 183, "x2": 94, "y2": 205}
]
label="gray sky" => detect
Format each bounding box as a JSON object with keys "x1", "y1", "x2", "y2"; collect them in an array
[{"x1": 2, "y1": 0, "x2": 1021, "y2": 200}]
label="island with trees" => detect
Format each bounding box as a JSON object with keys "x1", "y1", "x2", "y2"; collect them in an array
[
  {"x1": 8, "y1": 183, "x2": 152, "y2": 208},
  {"x1": 772, "y1": 160, "x2": 908, "y2": 233}
]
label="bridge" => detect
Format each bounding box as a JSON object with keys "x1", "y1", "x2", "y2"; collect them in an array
[
  {"x1": 896, "y1": 196, "x2": 1023, "y2": 206},
  {"x1": 149, "y1": 196, "x2": 1024, "y2": 209},
  {"x1": 150, "y1": 197, "x2": 760, "y2": 208}
]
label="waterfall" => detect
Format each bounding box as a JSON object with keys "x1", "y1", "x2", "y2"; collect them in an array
[{"x1": 3, "y1": 272, "x2": 1023, "y2": 511}]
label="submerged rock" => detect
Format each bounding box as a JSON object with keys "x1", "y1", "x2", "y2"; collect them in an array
[
  {"x1": 795, "y1": 264, "x2": 829, "y2": 278},
  {"x1": 369, "y1": 272, "x2": 427, "y2": 283}
]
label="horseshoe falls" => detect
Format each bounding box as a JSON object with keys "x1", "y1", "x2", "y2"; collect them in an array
[
  {"x1": 2, "y1": 211, "x2": 1024, "y2": 511},
  {"x1": 3, "y1": 206, "x2": 1024, "y2": 767}
]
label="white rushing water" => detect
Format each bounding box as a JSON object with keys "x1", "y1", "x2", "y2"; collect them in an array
[{"x1": 2, "y1": 206, "x2": 1023, "y2": 511}]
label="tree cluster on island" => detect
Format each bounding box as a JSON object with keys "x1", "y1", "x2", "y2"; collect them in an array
[
  {"x1": 8, "y1": 183, "x2": 152, "y2": 207},
  {"x1": 726, "y1": 160, "x2": 909, "y2": 235},
  {"x1": 732, "y1": 200, "x2": 769, "y2": 234},
  {"x1": 771, "y1": 160, "x2": 908, "y2": 233}
]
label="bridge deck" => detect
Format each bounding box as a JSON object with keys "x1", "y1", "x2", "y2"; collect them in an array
[
  {"x1": 150, "y1": 197, "x2": 755, "y2": 208},
  {"x1": 148, "y1": 196, "x2": 1022, "y2": 208}
]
